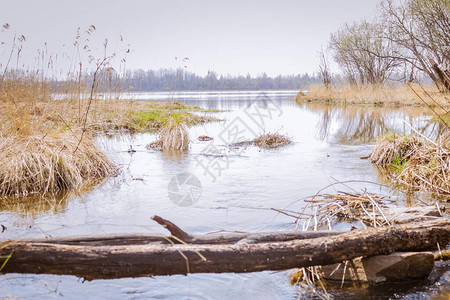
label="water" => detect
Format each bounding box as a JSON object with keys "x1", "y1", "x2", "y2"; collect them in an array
[{"x1": 0, "y1": 91, "x2": 448, "y2": 299}]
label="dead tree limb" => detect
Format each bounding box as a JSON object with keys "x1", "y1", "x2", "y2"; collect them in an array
[
  {"x1": 151, "y1": 215, "x2": 191, "y2": 241},
  {"x1": 0, "y1": 218, "x2": 448, "y2": 279}
]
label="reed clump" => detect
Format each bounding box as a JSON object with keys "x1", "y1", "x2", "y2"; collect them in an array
[
  {"x1": 0, "y1": 76, "x2": 122, "y2": 197},
  {"x1": 370, "y1": 132, "x2": 450, "y2": 197},
  {"x1": 146, "y1": 117, "x2": 189, "y2": 151},
  {"x1": 281, "y1": 190, "x2": 391, "y2": 298},
  {"x1": 253, "y1": 133, "x2": 292, "y2": 149},
  {"x1": 231, "y1": 133, "x2": 292, "y2": 149},
  {"x1": 369, "y1": 134, "x2": 423, "y2": 166},
  {"x1": 0, "y1": 133, "x2": 118, "y2": 197}
]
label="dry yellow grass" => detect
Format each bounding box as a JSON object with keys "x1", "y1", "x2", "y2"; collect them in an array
[
  {"x1": 0, "y1": 133, "x2": 118, "y2": 197},
  {"x1": 369, "y1": 134, "x2": 423, "y2": 165},
  {"x1": 370, "y1": 132, "x2": 450, "y2": 198},
  {"x1": 297, "y1": 84, "x2": 450, "y2": 108},
  {"x1": 0, "y1": 96, "x2": 210, "y2": 136},
  {"x1": 0, "y1": 26, "x2": 210, "y2": 197},
  {"x1": 0, "y1": 76, "x2": 210, "y2": 197},
  {"x1": 231, "y1": 133, "x2": 292, "y2": 149},
  {"x1": 253, "y1": 133, "x2": 292, "y2": 149},
  {"x1": 146, "y1": 117, "x2": 189, "y2": 151}
]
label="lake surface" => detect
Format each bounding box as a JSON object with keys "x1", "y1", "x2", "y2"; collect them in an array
[{"x1": 0, "y1": 91, "x2": 448, "y2": 299}]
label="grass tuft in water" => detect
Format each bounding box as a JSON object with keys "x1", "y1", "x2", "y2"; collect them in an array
[
  {"x1": 370, "y1": 132, "x2": 450, "y2": 197},
  {"x1": 231, "y1": 133, "x2": 292, "y2": 150},
  {"x1": 253, "y1": 133, "x2": 292, "y2": 149},
  {"x1": 0, "y1": 133, "x2": 118, "y2": 197},
  {"x1": 146, "y1": 117, "x2": 189, "y2": 151}
]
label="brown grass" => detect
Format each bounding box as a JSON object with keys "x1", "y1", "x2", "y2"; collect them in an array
[
  {"x1": 297, "y1": 84, "x2": 450, "y2": 108},
  {"x1": 369, "y1": 134, "x2": 423, "y2": 165},
  {"x1": 0, "y1": 79, "x2": 211, "y2": 197},
  {"x1": 231, "y1": 133, "x2": 292, "y2": 149},
  {"x1": 254, "y1": 133, "x2": 292, "y2": 149},
  {"x1": 146, "y1": 117, "x2": 189, "y2": 151},
  {"x1": 0, "y1": 27, "x2": 215, "y2": 199},
  {"x1": 0, "y1": 92, "x2": 210, "y2": 136},
  {"x1": 0, "y1": 133, "x2": 118, "y2": 197},
  {"x1": 370, "y1": 132, "x2": 450, "y2": 197}
]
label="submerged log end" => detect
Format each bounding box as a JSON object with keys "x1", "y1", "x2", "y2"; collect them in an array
[{"x1": 151, "y1": 215, "x2": 191, "y2": 242}]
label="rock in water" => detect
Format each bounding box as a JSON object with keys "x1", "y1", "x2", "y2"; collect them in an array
[{"x1": 321, "y1": 251, "x2": 434, "y2": 283}]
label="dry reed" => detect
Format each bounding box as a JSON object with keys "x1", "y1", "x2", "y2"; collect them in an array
[
  {"x1": 282, "y1": 190, "x2": 391, "y2": 299},
  {"x1": 253, "y1": 133, "x2": 292, "y2": 149},
  {"x1": 370, "y1": 132, "x2": 450, "y2": 197},
  {"x1": 0, "y1": 133, "x2": 118, "y2": 197},
  {"x1": 231, "y1": 133, "x2": 292, "y2": 149},
  {"x1": 0, "y1": 31, "x2": 213, "y2": 197},
  {"x1": 369, "y1": 134, "x2": 422, "y2": 165},
  {"x1": 146, "y1": 117, "x2": 189, "y2": 151},
  {"x1": 281, "y1": 185, "x2": 445, "y2": 296},
  {"x1": 293, "y1": 191, "x2": 391, "y2": 229}
]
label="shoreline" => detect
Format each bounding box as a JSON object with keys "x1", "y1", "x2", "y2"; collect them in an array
[{"x1": 296, "y1": 84, "x2": 450, "y2": 109}]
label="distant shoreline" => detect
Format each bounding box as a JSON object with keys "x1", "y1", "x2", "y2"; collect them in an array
[{"x1": 296, "y1": 84, "x2": 450, "y2": 109}]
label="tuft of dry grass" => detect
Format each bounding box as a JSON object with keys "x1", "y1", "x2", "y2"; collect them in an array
[
  {"x1": 0, "y1": 133, "x2": 118, "y2": 197},
  {"x1": 146, "y1": 117, "x2": 189, "y2": 151},
  {"x1": 370, "y1": 132, "x2": 450, "y2": 197},
  {"x1": 198, "y1": 135, "x2": 213, "y2": 141},
  {"x1": 253, "y1": 133, "x2": 292, "y2": 149},
  {"x1": 369, "y1": 134, "x2": 422, "y2": 165},
  {"x1": 297, "y1": 84, "x2": 450, "y2": 108},
  {"x1": 231, "y1": 133, "x2": 292, "y2": 149}
]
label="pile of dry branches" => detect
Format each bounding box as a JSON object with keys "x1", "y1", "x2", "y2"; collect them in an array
[
  {"x1": 282, "y1": 191, "x2": 391, "y2": 298},
  {"x1": 280, "y1": 189, "x2": 444, "y2": 299}
]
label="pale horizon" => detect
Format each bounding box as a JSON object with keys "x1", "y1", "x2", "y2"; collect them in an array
[{"x1": 1, "y1": 0, "x2": 378, "y2": 77}]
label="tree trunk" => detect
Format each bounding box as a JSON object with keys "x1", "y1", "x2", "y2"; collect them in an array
[
  {"x1": 432, "y1": 63, "x2": 450, "y2": 92},
  {"x1": 0, "y1": 218, "x2": 448, "y2": 280}
]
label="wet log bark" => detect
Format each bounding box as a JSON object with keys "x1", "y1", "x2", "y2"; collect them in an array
[{"x1": 0, "y1": 217, "x2": 448, "y2": 280}]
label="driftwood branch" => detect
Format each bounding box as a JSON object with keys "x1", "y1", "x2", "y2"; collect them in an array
[
  {"x1": 0, "y1": 217, "x2": 448, "y2": 279},
  {"x1": 151, "y1": 215, "x2": 191, "y2": 241}
]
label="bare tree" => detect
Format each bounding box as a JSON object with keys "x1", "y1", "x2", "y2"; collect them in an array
[
  {"x1": 329, "y1": 20, "x2": 401, "y2": 86},
  {"x1": 381, "y1": 0, "x2": 450, "y2": 91},
  {"x1": 318, "y1": 47, "x2": 332, "y2": 89}
]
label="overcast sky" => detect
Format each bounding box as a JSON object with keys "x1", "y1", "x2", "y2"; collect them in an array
[{"x1": 1, "y1": 0, "x2": 378, "y2": 76}]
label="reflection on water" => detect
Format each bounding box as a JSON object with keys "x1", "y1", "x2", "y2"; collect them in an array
[
  {"x1": 0, "y1": 193, "x2": 69, "y2": 216},
  {"x1": 303, "y1": 102, "x2": 437, "y2": 144},
  {"x1": 0, "y1": 182, "x2": 100, "y2": 217},
  {"x1": 0, "y1": 91, "x2": 446, "y2": 299}
]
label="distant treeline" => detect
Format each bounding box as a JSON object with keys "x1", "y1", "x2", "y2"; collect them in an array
[{"x1": 118, "y1": 69, "x2": 320, "y2": 91}]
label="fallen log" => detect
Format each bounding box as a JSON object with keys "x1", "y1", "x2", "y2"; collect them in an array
[{"x1": 0, "y1": 216, "x2": 449, "y2": 279}]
